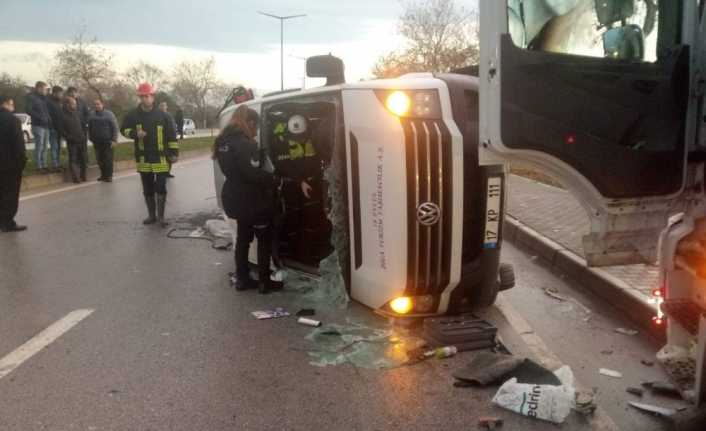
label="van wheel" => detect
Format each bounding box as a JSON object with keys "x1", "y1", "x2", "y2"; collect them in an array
[{"x1": 498, "y1": 263, "x2": 515, "y2": 291}]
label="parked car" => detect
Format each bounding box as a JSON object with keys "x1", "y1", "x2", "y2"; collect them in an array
[
  {"x1": 182, "y1": 118, "x2": 196, "y2": 135},
  {"x1": 14, "y1": 113, "x2": 33, "y2": 143}
]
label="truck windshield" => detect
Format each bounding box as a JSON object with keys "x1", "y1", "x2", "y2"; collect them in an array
[{"x1": 508, "y1": 0, "x2": 681, "y2": 62}]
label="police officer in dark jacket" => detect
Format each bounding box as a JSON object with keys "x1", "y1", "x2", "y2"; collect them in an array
[
  {"x1": 0, "y1": 95, "x2": 28, "y2": 232},
  {"x1": 61, "y1": 96, "x2": 88, "y2": 183},
  {"x1": 215, "y1": 105, "x2": 279, "y2": 294},
  {"x1": 88, "y1": 99, "x2": 119, "y2": 182}
]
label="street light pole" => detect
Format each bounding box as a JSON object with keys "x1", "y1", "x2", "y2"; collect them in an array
[{"x1": 258, "y1": 11, "x2": 306, "y2": 91}]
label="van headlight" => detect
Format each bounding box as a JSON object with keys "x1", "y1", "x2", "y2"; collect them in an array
[{"x1": 377, "y1": 90, "x2": 441, "y2": 119}]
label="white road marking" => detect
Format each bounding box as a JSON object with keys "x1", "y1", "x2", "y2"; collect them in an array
[
  {"x1": 495, "y1": 294, "x2": 621, "y2": 431},
  {"x1": 20, "y1": 156, "x2": 211, "y2": 202},
  {"x1": 0, "y1": 309, "x2": 94, "y2": 380}
]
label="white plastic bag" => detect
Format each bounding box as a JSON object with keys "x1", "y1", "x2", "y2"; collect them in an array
[{"x1": 492, "y1": 365, "x2": 575, "y2": 424}]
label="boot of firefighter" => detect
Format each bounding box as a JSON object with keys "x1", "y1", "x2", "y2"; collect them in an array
[
  {"x1": 143, "y1": 195, "x2": 157, "y2": 225},
  {"x1": 156, "y1": 194, "x2": 168, "y2": 228}
]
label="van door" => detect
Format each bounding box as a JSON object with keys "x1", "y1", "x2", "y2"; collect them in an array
[{"x1": 479, "y1": 0, "x2": 700, "y2": 266}]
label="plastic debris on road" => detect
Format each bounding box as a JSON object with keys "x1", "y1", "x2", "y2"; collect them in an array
[
  {"x1": 205, "y1": 219, "x2": 233, "y2": 239},
  {"x1": 599, "y1": 368, "x2": 623, "y2": 378},
  {"x1": 629, "y1": 401, "x2": 677, "y2": 417},
  {"x1": 492, "y1": 365, "x2": 576, "y2": 424},
  {"x1": 251, "y1": 308, "x2": 290, "y2": 320},
  {"x1": 614, "y1": 327, "x2": 639, "y2": 336},
  {"x1": 304, "y1": 320, "x2": 426, "y2": 369}
]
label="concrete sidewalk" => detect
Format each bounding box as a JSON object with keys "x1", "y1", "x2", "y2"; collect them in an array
[{"x1": 504, "y1": 175, "x2": 660, "y2": 327}]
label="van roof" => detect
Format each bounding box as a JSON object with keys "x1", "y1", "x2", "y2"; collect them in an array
[{"x1": 222, "y1": 72, "x2": 478, "y2": 119}]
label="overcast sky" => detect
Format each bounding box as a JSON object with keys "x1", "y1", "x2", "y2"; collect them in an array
[{"x1": 0, "y1": 0, "x2": 413, "y2": 92}]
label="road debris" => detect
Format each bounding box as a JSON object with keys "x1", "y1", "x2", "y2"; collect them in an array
[
  {"x1": 600, "y1": 350, "x2": 613, "y2": 355},
  {"x1": 296, "y1": 308, "x2": 316, "y2": 317},
  {"x1": 297, "y1": 317, "x2": 322, "y2": 327},
  {"x1": 492, "y1": 365, "x2": 575, "y2": 424},
  {"x1": 614, "y1": 328, "x2": 639, "y2": 336},
  {"x1": 453, "y1": 353, "x2": 561, "y2": 387},
  {"x1": 423, "y1": 315, "x2": 497, "y2": 352},
  {"x1": 641, "y1": 359, "x2": 654, "y2": 367},
  {"x1": 599, "y1": 368, "x2": 623, "y2": 378},
  {"x1": 304, "y1": 321, "x2": 426, "y2": 369},
  {"x1": 629, "y1": 401, "x2": 677, "y2": 417},
  {"x1": 478, "y1": 416, "x2": 504, "y2": 429},
  {"x1": 574, "y1": 388, "x2": 597, "y2": 415},
  {"x1": 251, "y1": 308, "x2": 290, "y2": 320},
  {"x1": 642, "y1": 381, "x2": 682, "y2": 398},
  {"x1": 626, "y1": 387, "x2": 644, "y2": 397},
  {"x1": 544, "y1": 288, "x2": 568, "y2": 301}
]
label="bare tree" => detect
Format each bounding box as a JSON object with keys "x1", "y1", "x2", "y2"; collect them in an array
[
  {"x1": 51, "y1": 26, "x2": 115, "y2": 100},
  {"x1": 124, "y1": 61, "x2": 168, "y2": 91},
  {"x1": 171, "y1": 57, "x2": 221, "y2": 128},
  {"x1": 373, "y1": 0, "x2": 479, "y2": 78}
]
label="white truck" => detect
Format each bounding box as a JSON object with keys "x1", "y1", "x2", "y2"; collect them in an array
[
  {"x1": 214, "y1": 55, "x2": 515, "y2": 318},
  {"x1": 478, "y1": 0, "x2": 706, "y2": 410}
]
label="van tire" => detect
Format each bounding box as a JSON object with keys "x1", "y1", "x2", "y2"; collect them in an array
[{"x1": 498, "y1": 263, "x2": 515, "y2": 291}]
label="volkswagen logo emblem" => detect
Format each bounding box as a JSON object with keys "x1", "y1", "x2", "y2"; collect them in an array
[{"x1": 417, "y1": 202, "x2": 441, "y2": 226}]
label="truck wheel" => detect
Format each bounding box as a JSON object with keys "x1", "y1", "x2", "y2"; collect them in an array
[{"x1": 498, "y1": 263, "x2": 515, "y2": 291}]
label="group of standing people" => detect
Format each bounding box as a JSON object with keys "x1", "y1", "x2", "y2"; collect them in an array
[
  {"x1": 0, "y1": 81, "x2": 181, "y2": 233},
  {"x1": 25, "y1": 81, "x2": 119, "y2": 183}
]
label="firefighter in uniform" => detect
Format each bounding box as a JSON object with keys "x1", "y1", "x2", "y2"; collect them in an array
[{"x1": 121, "y1": 83, "x2": 178, "y2": 227}]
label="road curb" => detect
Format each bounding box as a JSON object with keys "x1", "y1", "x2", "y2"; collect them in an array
[
  {"x1": 20, "y1": 148, "x2": 212, "y2": 193},
  {"x1": 503, "y1": 215, "x2": 665, "y2": 340}
]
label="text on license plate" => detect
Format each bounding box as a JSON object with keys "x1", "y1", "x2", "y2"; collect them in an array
[{"x1": 484, "y1": 177, "x2": 502, "y2": 249}]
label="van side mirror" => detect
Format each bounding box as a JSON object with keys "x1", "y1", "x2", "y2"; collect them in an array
[
  {"x1": 602, "y1": 25, "x2": 645, "y2": 61},
  {"x1": 595, "y1": 0, "x2": 635, "y2": 26},
  {"x1": 306, "y1": 55, "x2": 345, "y2": 86}
]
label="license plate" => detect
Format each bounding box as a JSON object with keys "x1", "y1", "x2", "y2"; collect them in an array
[{"x1": 483, "y1": 177, "x2": 502, "y2": 249}]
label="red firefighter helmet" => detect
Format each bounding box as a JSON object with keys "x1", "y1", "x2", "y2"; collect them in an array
[{"x1": 137, "y1": 82, "x2": 156, "y2": 96}]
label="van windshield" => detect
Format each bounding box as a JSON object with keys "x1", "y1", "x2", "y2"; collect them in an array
[{"x1": 508, "y1": 0, "x2": 682, "y2": 62}]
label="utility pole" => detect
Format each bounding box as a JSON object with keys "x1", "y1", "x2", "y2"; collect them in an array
[{"x1": 258, "y1": 11, "x2": 306, "y2": 91}]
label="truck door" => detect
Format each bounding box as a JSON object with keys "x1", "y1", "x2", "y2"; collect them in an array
[{"x1": 479, "y1": 0, "x2": 701, "y2": 266}]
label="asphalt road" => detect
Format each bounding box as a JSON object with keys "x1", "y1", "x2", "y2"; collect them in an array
[{"x1": 0, "y1": 159, "x2": 683, "y2": 430}]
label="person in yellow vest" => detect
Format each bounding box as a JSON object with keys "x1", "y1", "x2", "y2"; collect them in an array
[{"x1": 121, "y1": 83, "x2": 178, "y2": 227}]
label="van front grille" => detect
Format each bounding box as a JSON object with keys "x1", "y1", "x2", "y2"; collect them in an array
[{"x1": 401, "y1": 119, "x2": 453, "y2": 297}]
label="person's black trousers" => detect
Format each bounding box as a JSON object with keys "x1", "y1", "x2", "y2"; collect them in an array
[
  {"x1": 0, "y1": 168, "x2": 22, "y2": 228},
  {"x1": 67, "y1": 140, "x2": 88, "y2": 181},
  {"x1": 140, "y1": 172, "x2": 168, "y2": 196},
  {"x1": 235, "y1": 218, "x2": 272, "y2": 282},
  {"x1": 93, "y1": 140, "x2": 114, "y2": 179}
]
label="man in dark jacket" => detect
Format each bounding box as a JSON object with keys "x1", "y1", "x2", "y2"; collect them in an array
[
  {"x1": 46, "y1": 86, "x2": 64, "y2": 173},
  {"x1": 61, "y1": 96, "x2": 88, "y2": 183},
  {"x1": 174, "y1": 107, "x2": 184, "y2": 140},
  {"x1": 121, "y1": 83, "x2": 178, "y2": 227},
  {"x1": 88, "y1": 99, "x2": 119, "y2": 182},
  {"x1": 66, "y1": 87, "x2": 90, "y2": 130},
  {"x1": 25, "y1": 81, "x2": 51, "y2": 173},
  {"x1": 0, "y1": 95, "x2": 28, "y2": 232}
]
